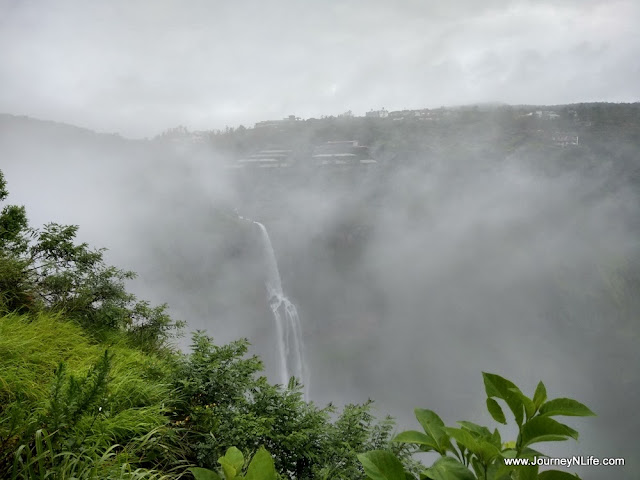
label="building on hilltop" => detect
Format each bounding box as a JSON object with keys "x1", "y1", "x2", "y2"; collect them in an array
[
  {"x1": 551, "y1": 133, "x2": 579, "y2": 147},
  {"x1": 365, "y1": 108, "x2": 389, "y2": 118},
  {"x1": 312, "y1": 141, "x2": 376, "y2": 166},
  {"x1": 388, "y1": 109, "x2": 433, "y2": 121},
  {"x1": 229, "y1": 148, "x2": 293, "y2": 169},
  {"x1": 520, "y1": 110, "x2": 561, "y2": 120}
]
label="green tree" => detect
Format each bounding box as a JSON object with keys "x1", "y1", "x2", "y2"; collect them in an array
[
  {"x1": 1, "y1": 170, "x2": 34, "y2": 313},
  {"x1": 0, "y1": 169, "x2": 183, "y2": 350},
  {"x1": 172, "y1": 332, "x2": 410, "y2": 479}
]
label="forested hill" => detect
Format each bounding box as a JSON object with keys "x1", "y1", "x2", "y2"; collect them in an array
[
  {"x1": 0, "y1": 114, "x2": 132, "y2": 145},
  {"x1": 4, "y1": 102, "x2": 640, "y2": 164},
  {"x1": 154, "y1": 102, "x2": 640, "y2": 170}
]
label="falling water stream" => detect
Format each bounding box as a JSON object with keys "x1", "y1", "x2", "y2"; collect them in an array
[{"x1": 253, "y1": 221, "x2": 308, "y2": 397}]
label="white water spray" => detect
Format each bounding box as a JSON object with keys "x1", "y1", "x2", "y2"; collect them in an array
[{"x1": 253, "y1": 221, "x2": 308, "y2": 396}]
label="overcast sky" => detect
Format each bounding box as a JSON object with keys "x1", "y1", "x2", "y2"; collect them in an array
[{"x1": 1, "y1": 0, "x2": 639, "y2": 137}]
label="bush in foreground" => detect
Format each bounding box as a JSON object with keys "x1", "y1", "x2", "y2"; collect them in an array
[{"x1": 358, "y1": 372, "x2": 595, "y2": 480}]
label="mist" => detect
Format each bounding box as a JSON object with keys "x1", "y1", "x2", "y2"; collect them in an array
[{"x1": 2, "y1": 110, "x2": 639, "y2": 478}]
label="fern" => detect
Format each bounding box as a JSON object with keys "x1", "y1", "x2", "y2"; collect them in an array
[{"x1": 45, "y1": 350, "x2": 113, "y2": 447}]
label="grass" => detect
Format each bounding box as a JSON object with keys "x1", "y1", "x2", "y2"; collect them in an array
[
  {"x1": 11, "y1": 429, "x2": 186, "y2": 479},
  {"x1": 0, "y1": 312, "x2": 189, "y2": 478}
]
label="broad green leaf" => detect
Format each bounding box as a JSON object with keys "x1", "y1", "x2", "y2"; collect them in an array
[
  {"x1": 486, "y1": 398, "x2": 506, "y2": 424},
  {"x1": 245, "y1": 447, "x2": 276, "y2": 480},
  {"x1": 421, "y1": 456, "x2": 476, "y2": 480},
  {"x1": 357, "y1": 450, "x2": 407, "y2": 480},
  {"x1": 539, "y1": 398, "x2": 596, "y2": 417},
  {"x1": 475, "y1": 439, "x2": 502, "y2": 464},
  {"x1": 509, "y1": 388, "x2": 536, "y2": 420},
  {"x1": 483, "y1": 373, "x2": 525, "y2": 426},
  {"x1": 520, "y1": 416, "x2": 578, "y2": 448},
  {"x1": 189, "y1": 467, "x2": 223, "y2": 480},
  {"x1": 482, "y1": 373, "x2": 511, "y2": 398},
  {"x1": 538, "y1": 470, "x2": 581, "y2": 479},
  {"x1": 414, "y1": 409, "x2": 451, "y2": 454},
  {"x1": 457, "y1": 421, "x2": 491, "y2": 437},
  {"x1": 394, "y1": 430, "x2": 440, "y2": 452},
  {"x1": 533, "y1": 381, "x2": 547, "y2": 411},
  {"x1": 222, "y1": 447, "x2": 244, "y2": 473},
  {"x1": 415, "y1": 409, "x2": 446, "y2": 431},
  {"x1": 415, "y1": 410, "x2": 446, "y2": 437},
  {"x1": 219, "y1": 458, "x2": 239, "y2": 480},
  {"x1": 445, "y1": 427, "x2": 478, "y2": 451},
  {"x1": 445, "y1": 428, "x2": 500, "y2": 463}
]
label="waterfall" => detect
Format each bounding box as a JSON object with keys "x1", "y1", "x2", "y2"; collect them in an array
[{"x1": 253, "y1": 221, "x2": 308, "y2": 396}]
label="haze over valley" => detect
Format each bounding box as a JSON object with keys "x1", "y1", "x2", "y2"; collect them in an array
[{"x1": 1, "y1": 1, "x2": 639, "y2": 478}]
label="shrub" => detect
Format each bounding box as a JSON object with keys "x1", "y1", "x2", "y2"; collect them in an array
[
  {"x1": 358, "y1": 372, "x2": 595, "y2": 480},
  {"x1": 172, "y1": 332, "x2": 411, "y2": 479}
]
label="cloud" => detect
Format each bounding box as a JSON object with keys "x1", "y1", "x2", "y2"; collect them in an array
[{"x1": 0, "y1": 0, "x2": 637, "y2": 135}]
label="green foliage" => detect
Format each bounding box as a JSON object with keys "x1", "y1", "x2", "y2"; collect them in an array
[
  {"x1": 47, "y1": 350, "x2": 113, "y2": 447},
  {"x1": 190, "y1": 446, "x2": 277, "y2": 480},
  {"x1": 1, "y1": 312, "x2": 410, "y2": 479},
  {"x1": 0, "y1": 171, "x2": 30, "y2": 256},
  {"x1": 10, "y1": 428, "x2": 185, "y2": 479},
  {"x1": 361, "y1": 373, "x2": 594, "y2": 480},
  {"x1": 191, "y1": 467, "x2": 224, "y2": 480},
  {"x1": 244, "y1": 447, "x2": 277, "y2": 480},
  {"x1": 318, "y1": 402, "x2": 419, "y2": 480},
  {"x1": 172, "y1": 331, "x2": 408, "y2": 479},
  {"x1": 0, "y1": 253, "x2": 34, "y2": 314},
  {"x1": 218, "y1": 446, "x2": 245, "y2": 479},
  {"x1": 422, "y1": 457, "x2": 477, "y2": 480},
  {"x1": 357, "y1": 450, "x2": 407, "y2": 480},
  {"x1": 0, "y1": 313, "x2": 185, "y2": 478}
]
